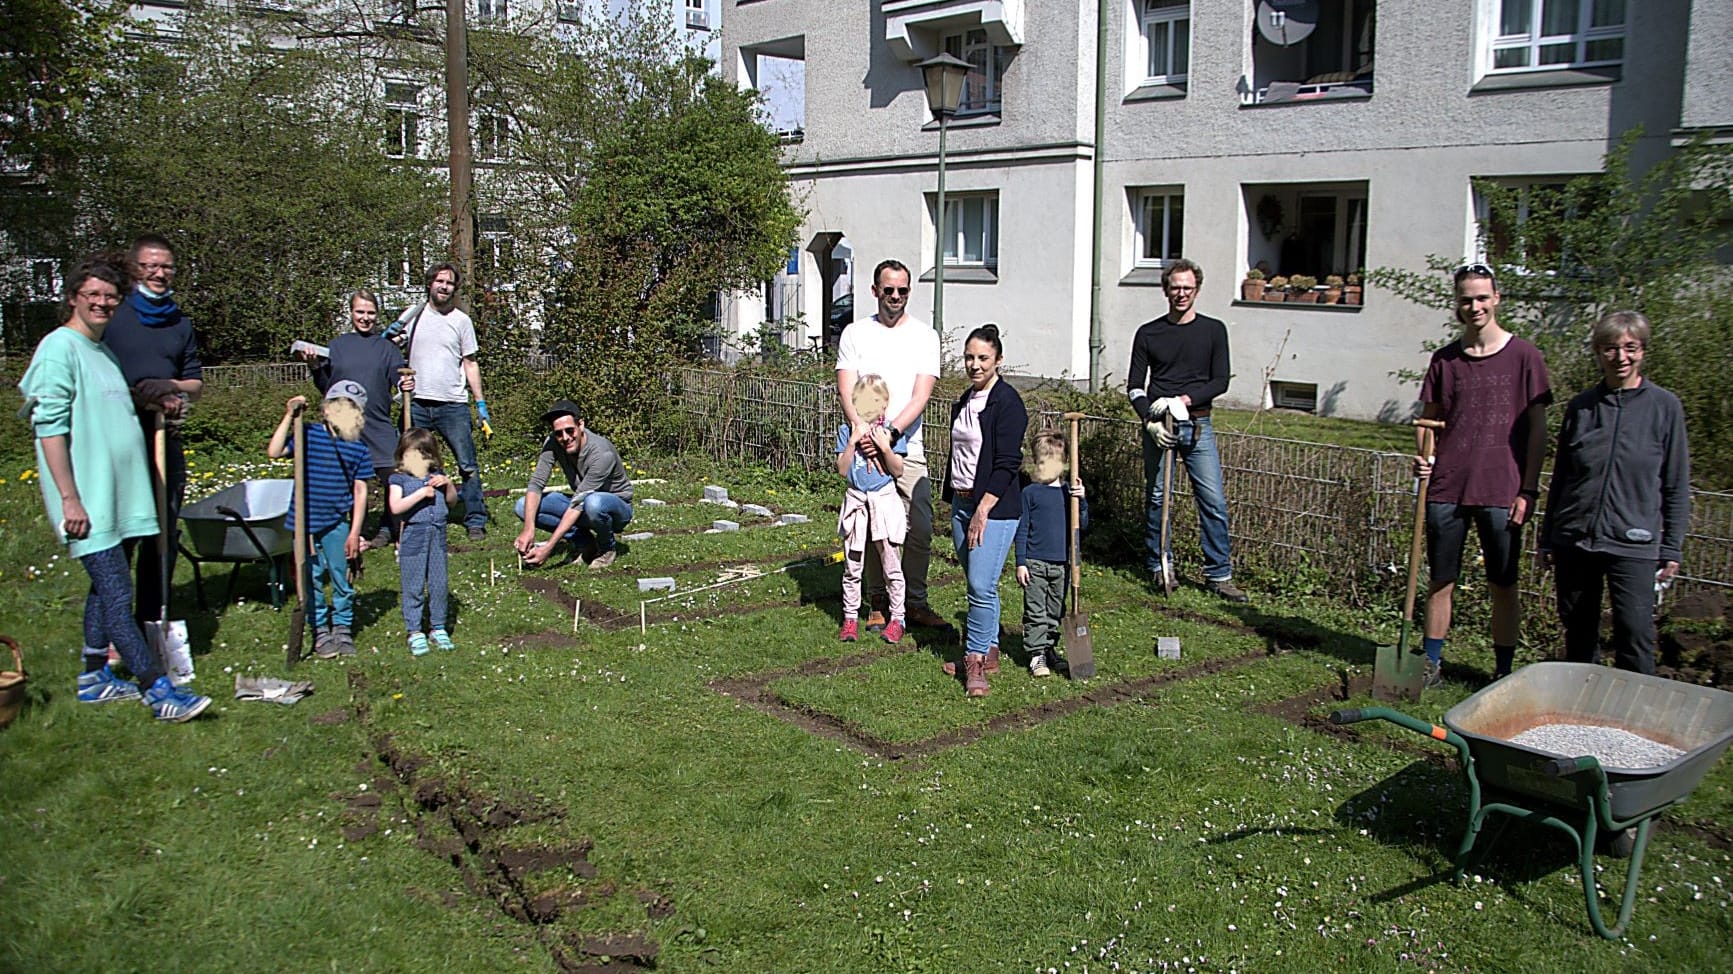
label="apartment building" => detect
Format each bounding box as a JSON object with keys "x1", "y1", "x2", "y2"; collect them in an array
[{"x1": 723, "y1": 0, "x2": 1717, "y2": 420}]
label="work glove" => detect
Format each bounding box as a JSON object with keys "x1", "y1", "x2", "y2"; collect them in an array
[
  {"x1": 1145, "y1": 420, "x2": 1177, "y2": 449},
  {"x1": 1166, "y1": 398, "x2": 1190, "y2": 423},
  {"x1": 1146, "y1": 397, "x2": 1170, "y2": 420},
  {"x1": 234, "y1": 675, "x2": 314, "y2": 705},
  {"x1": 475, "y1": 399, "x2": 493, "y2": 439}
]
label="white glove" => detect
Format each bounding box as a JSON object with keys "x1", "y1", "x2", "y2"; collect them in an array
[
  {"x1": 1167, "y1": 398, "x2": 1190, "y2": 423},
  {"x1": 1145, "y1": 421, "x2": 1177, "y2": 449},
  {"x1": 1147, "y1": 397, "x2": 1171, "y2": 419}
]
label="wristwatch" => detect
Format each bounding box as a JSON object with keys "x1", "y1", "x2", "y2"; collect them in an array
[{"x1": 886, "y1": 425, "x2": 902, "y2": 445}]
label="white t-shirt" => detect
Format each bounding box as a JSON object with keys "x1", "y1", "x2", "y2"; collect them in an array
[
  {"x1": 947, "y1": 387, "x2": 991, "y2": 490},
  {"x1": 405, "y1": 305, "x2": 478, "y2": 404},
  {"x1": 835, "y1": 313, "x2": 941, "y2": 460}
]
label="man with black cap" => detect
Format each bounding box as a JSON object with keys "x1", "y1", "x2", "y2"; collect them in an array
[{"x1": 513, "y1": 400, "x2": 634, "y2": 568}]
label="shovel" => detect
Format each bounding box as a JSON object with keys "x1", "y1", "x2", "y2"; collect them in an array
[
  {"x1": 287, "y1": 404, "x2": 311, "y2": 668},
  {"x1": 398, "y1": 367, "x2": 416, "y2": 433},
  {"x1": 144, "y1": 410, "x2": 194, "y2": 684},
  {"x1": 1373, "y1": 418, "x2": 1445, "y2": 702},
  {"x1": 1157, "y1": 414, "x2": 1177, "y2": 597},
  {"x1": 1061, "y1": 412, "x2": 1095, "y2": 680}
]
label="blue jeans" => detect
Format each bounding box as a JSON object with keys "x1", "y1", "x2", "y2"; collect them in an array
[
  {"x1": 1142, "y1": 415, "x2": 1233, "y2": 582},
  {"x1": 410, "y1": 400, "x2": 486, "y2": 531},
  {"x1": 514, "y1": 492, "x2": 634, "y2": 551},
  {"x1": 309, "y1": 521, "x2": 356, "y2": 628},
  {"x1": 950, "y1": 495, "x2": 1018, "y2": 656}
]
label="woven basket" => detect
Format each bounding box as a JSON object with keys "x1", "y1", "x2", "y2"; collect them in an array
[{"x1": 0, "y1": 636, "x2": 25, "y2": 729}]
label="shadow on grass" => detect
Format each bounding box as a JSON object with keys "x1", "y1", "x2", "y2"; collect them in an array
[{"x1": 1227, "y1": 604, "x2": 1380, "y2": 668}]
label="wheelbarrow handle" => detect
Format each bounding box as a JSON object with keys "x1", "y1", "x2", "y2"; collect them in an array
[
  {"x1": 1329, "y1": 707, "x2": 1470, "y2": 761},
  {"x1": 1543, "y1": 755, "x2": 1603, "y2": 778}
]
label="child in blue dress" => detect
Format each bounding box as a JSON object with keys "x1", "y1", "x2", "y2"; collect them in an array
[{"x1": 390, "y1": 428, "x2": 458, "y2": 655}]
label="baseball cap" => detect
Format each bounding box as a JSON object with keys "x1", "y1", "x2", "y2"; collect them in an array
[
  {"x1": 325, "y1": 380, "x2": 368, "y2": 410},
  {"x1": 541, "y1": 399, "x2": 583, "y2": 426}
]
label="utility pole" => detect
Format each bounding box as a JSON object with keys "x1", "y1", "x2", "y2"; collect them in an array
[{"x1": 445, "y1": 0, "x2": 474, "y2": 306}]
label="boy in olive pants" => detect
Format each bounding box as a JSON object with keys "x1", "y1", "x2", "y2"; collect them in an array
[{"x1": 1014, "y1": 432, "x2": 1088, "y2": 678}]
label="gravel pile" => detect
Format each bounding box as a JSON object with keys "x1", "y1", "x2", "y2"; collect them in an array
[{"x1": 1510, "y1": 723, "x2": 1685, "y2": 768}]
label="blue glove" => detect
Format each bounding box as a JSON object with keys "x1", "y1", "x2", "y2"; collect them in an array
[{"x1": 475, "y1": 399, "x2": 491, "y2": 424}]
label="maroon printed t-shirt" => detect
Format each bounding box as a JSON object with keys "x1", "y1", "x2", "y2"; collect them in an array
[{"x1": 1420, "y1": 336, "x2": 1552, "y2": 507}]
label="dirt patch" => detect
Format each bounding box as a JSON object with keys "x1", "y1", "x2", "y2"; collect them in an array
[
  {"x1": 310, "y1": 708, "x2": 351, "y2": 726},
  {"x1": 1658, "y1": 627, "x2": 1733, "y2": 689}
]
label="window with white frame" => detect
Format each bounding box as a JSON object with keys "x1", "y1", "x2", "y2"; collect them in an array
[
  {"x1": 1242, "y1": 181, "x2": 1369, "y2": 285},
  {"x1": 1489, "y1": 0, "x2": 1624, "y2": 73},
  {"x1": 941, "y1": 193, "x2": 999, "y2": 269},
  {"x1": 1138, "y1": 0, "x2": 1190, "y2": 86},
  {"x1": 1471, "y1": 175, "x2": 1603, "y2": 274},
  {"x1": 1132, "y1": 188, "x2": 1185, "y2": 267},
  {"x1": 477, "y1": 214, "x2": 514, "y2": 284},
  {"x1": 383, "y1": 82, "x2": 419, "y2": 158},
  {"x1": 476, "y1": 94, "x2": 509, "y2": 161},
  {"x1": 743, "y1": 38, "x2": 805, "y2": 141},
  {"x1": 943, "y1": 29, "x2": 1007, "y2": 116}
]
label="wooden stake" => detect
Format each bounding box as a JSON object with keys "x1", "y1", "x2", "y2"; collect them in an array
[
  {"x1": 640, "y1": 602, "x2": 647, "y2": 635},
  {"x1": 490, "y1": 557, "x2": 496, "y2": 586},
  {"x1": 572, "y1": 598, "x2": 581, "y2": 633}
]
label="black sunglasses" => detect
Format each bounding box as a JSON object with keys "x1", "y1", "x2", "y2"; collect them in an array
[{"x1": 878, "y1": 286, "x2": 911, "y2": 297}]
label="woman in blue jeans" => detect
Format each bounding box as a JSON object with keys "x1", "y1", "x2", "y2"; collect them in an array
[{"x1": 941, "y1": 323, "x2": 1027, "y2": 698}]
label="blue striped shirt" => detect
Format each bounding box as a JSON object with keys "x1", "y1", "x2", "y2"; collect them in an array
[{"x1": 283, "y1": 423, "x2": 371, "y2": 534}]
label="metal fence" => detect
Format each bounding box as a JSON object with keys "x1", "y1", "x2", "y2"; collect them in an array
[
  {"x1": 673, "y1": 369, "x2": 1731, "y2": 604},
  {"x1": 201, "y1": 362, "x2": 310, "y2": 388}
]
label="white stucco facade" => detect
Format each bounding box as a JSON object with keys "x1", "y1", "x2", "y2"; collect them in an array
[{"x1": 722, "y1": 0, "x2": 1706, "y2": 419}]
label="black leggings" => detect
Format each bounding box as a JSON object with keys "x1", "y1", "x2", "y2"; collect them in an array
[{"x1": 83, "y1": 544, "x2": 163, "y2": 687}]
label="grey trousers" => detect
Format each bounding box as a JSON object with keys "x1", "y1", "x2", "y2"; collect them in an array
[{"x1": 1021, "y1": 558, "x2": 1067, "y2": 656}]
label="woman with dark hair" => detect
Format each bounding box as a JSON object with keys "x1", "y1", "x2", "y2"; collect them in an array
[
  {"x1": 941, "y1": 323, "x2": 1027, "y2": 698},
  {"x1": 18, "y1": 256, "x2": 212, "y2": 722}
]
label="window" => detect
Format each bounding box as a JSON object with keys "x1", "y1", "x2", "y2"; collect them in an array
[
  {"x1": 1132, "y1": 188, "x2": 1185, "y2": 267},
  {"x1": 556, "y1": 1, "x2": 580, "y2": 23},
  {"x1": 1489, "y1": 0, "x2": 1624, "y2": 74},
  {"x1": 941, "y1": 193, "x2": 999, "y2": 269},
  {"x1": 1242, "y1": 181, "x2": 1368, "y2": 287},
  {"x1": 384, "y1": 240, "x2": 425, "y2": 289},
  {"x1": 477, "y1": 214, "x2": 514, "y2": 284},
  {"x1": 476, "y1": 94, "x2": 509, "y2": 161},
  {"x1": 383, "y1": 82, "x2": 419, "y2": 158},
  {"x1": 742, "y1": 38, "x2": 805, "y2": 141},
  {"x1": 1247, "y1": 0, "x2": 1375, "y2": 104},
  {"x1": 30, "y1": 260, "x2": 57, "y2": 300},
  {"x1": 1138, "y1": 0, "x2": 1190, "y2": 86},
  {"x1": 943, "y1": 29, "x2": 1007, "y2": 116},
  {"x1": 1472, "y1": 176, "x2": 1604, "y2": 275},
  {"x1": 476, "y1": 0, "x2": 506, "y2": 24}
]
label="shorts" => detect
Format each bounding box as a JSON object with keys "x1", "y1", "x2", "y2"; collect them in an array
[{"x1": 1425, "y1": 502, "x2": 1522, "y2": 587}]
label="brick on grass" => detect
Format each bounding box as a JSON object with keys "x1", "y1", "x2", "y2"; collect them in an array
[
  {"x1": 638, "y1": 577, "x2": 676, "y2": 592},
  {"x1": 702, "y1": 485, "x2": 729, "y2": 503},
  {"x1": 712, "y1": 520, "x2": 740, "y2": 532},
  {"x1": 778, "y1": 513, "x2": 810, "y2": 525}
]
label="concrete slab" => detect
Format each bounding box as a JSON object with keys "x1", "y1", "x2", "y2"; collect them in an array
[
  {"x1": 740, "y1": 503, "x2": 774, "y2": 517},
  {"x1": 621, "y1": 532, "x2": 654, "y2": 542},
  {"x1": 778, "y1": 513, "x2": 810, "y2": 525},
  {"x1": 638, "y1": 577, "x2": 676, "y2": 592},
  {"x1": 702, "y1": 485, "x2": 729, "y2": 503},
  {"x1": 712, "y1": 520, "x2": 740, "y2": 532}
]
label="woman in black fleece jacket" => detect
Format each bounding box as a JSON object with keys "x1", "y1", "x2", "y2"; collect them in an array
[{"x1": 941, "y1": 324, "x2": 1027, "y2": 697}]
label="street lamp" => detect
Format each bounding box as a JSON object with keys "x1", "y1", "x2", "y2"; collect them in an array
[{"x1": 918, "y1": 52, "x2": 970, "y2": 334}]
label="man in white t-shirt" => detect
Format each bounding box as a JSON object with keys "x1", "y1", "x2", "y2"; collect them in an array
[
  {"x1": 399, "y1": 263, "x2": 491, "y2": 539},
  {"x1": 836, "y1": 259, "x2": 948, "y2": 630}
]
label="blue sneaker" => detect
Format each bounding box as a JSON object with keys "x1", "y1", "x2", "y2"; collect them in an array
[
  {"x1": 142, "y1": 676, "x2": 212, "y2": 723},
  {"x1": 77, "y1": 666, "x2": 142, "y2": 704}
]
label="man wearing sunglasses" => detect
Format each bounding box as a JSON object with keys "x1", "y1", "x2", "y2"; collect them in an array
[
  {"x1": 835, "y1": 259, "x2": 948, "y2": 631},
  {"x1": 514, "y1": 400, "x2": 634, "y2": 569},
  {"x1": 1413, "y1": 264, "x2": 1552, "y2": 685}
]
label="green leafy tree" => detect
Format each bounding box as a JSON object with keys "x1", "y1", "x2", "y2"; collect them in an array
[{"x1": 1372, "y1": 132, "x2": 1733, "y2": 488}]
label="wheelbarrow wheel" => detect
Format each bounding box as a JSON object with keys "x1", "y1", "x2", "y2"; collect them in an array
[{"x1": 1602, "y1": 826, "x2": 1637, "y2": 860}]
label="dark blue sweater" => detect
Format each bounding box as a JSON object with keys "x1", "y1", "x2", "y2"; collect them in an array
[
  {"x1": 313, "y1": 332, "x2": 407, "y2": 468},
  {"x1": 1015, "y1": 481, "x2": 1088, "y2": 565}
]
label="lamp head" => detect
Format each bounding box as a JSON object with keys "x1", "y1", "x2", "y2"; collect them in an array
[{"x1": 917, "y1": 53, "x2": 972, "y2": 118}]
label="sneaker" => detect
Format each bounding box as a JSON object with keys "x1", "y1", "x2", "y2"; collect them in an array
[
  {"x1": 332, "y1": 624, "x2": 354, "y2": 655},
  {"x1": 882, "y1": 619, "x2": 906, "y2": 645},
  {"x1": 863, "y1": 609, "x2": 887, "y2": 631},
  {"x1": 77, "y1": 666, "x2": 142, "y2": 704},
  {"x1": 467, "y1": 525, "x2": 486, "y2": 541},
  {"x1": 1028, "y1": 653, "x2": 1051, "y2": 678},
  {"x1": 337, "y1": 640, "x2": 357, "y2": 658},
  {"x1": 314, "y1": 635, "x2": 340, "y2": 660},
  {"x1": 906, "y1": 605, "x2": 950, "y2": 629},
  {"x1": 142, "y1": 676, "x2": 211, "y2": 723},
  {"x1": 409, "y1": 633, "x2": 431, "y2": 657},
  {"x1": 430, "y1": 629, "x2": 455, "y2": 652},
  {"x1": 1207, "y1": 579, "x2": 1250, "y2": 603},
  {"x1": 838, "y1": 619, "x2": 859, "y2": 642},
  {"x1": 944, "y1": 643, "x2": 1001, "y2": 677},
  {"x1": 1423, "y1": 658, "x2": 1444, "y2": 689},
  {"x1": 963, "y1": 653, "x2": 990, "y2": 697},
  {"x1": 587, "y1": 548, "x2": 617, "y2": 570}
]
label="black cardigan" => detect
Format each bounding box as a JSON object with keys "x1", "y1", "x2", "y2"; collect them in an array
[{"x1": 941, "y1": 379, "x2": 1028, "y2": 520}]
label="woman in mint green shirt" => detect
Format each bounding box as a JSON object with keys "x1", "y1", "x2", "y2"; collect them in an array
[{"x1": 19, "y1": 256, "x2": 210, "y2": 723}]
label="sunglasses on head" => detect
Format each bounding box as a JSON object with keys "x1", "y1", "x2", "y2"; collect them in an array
[{"x1": 1455, "y1": 262, "x2": 1497, "y2": 281}]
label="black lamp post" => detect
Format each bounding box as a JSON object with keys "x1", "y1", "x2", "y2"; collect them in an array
[{"x1": 917, "y1": 52, "x2": 970, "y2": 334}]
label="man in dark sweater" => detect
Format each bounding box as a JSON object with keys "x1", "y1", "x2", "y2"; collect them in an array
[
  {"x1": 513, "y1": 400, "x2": 635, "y2": 569},
  {"x1": 306, "y1": 290, "x2": 411, "y2": 547},
  {"x1": 101, "y1": 233, "x2": 204, "y2": 626},
  {"x1": 1540, "y1": 311, "x2": 1690, "y2": 675},
  {"x1": 1125, "y1": 259, "x2": 1246, "y2": 602}
]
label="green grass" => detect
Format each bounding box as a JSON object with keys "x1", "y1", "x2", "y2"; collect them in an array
[{"x1": 2, "y1": 455, "x2": 1730, "y2": 973}]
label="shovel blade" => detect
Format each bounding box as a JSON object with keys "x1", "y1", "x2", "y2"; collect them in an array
[
  {"x1": 286, "y1": 603, "x2": 306, "y2": 669},
  {"x1": 1373, "y1": 642, "x2": 1426, "y2": 702},
  {"x1": 1062, "y1": 611, "x2": 1094, "y2": 680}
]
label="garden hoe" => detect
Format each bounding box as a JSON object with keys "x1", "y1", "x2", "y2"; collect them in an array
[
  {"x1": 1373, "y1": 417, "x2": 1446, "y2": 702},
  {"x1": 286, "y1": 404, "x2": 311, "y2": 668},
  {"x1": 1061, "y1": 412, "x2": 1095, "y2": 680},
  {"x1": 1158, "y1": 414, "x2": 1177, "y2": 597}
]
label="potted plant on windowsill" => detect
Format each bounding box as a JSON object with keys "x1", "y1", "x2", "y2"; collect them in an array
[
  {"x1": 1242, "y1": 268, "x2": 1266, "y2": 301},
  {"x1": 1322, "y1": 274, "x2": 1344, "y2": 304},
  {"x1": 1289, "y1": 275, "x2": 1318, "y2": 303},
  {"x1": 1343, "y1": 272, "x2": 1363, "y2": 306},
  {"x1": 1264, "y1": 276, "x2": 1288, "y2": 302}
]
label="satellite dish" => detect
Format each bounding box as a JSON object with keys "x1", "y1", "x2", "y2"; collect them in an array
[{"x1": 1256, "y1": 0, "x2": 1318, "y2": 47}]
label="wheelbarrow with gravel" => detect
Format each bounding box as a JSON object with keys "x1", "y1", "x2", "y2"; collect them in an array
[{"x1": 1330, "y1": 661, "x2": 1733, "y2": 939}]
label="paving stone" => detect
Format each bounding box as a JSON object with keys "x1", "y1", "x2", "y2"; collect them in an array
[
  {"x1": 639, "y1": 498, "x2": 666, "y2": 507},
  {"x1": 712, "y1": 520, "x2": 740, "y2": 532},
  {"x1": 638, "y1": 577, "x2": 676, "y2": 592},
  {"x1": 740, "y1": 503, "x2": 774, "y2": 517},
  {"x1": 702, "y1": 485, "x2": 729, "y2": 503},
  {"x1": 621, "y1": 532, "x2": 654, "y2": 542},
  {"x1": 778, "y1": 513, "x2": 810, "y2": 525}
]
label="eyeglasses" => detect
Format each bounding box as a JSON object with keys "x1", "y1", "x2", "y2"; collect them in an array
[
  {"x1": 75, "y1": 289, "x2": 120, "y2": 304},
  {"x1": 552, "y1": 427, "x2": 581, "y2": 439},
  {"x1": 137, "y1": 262, "x2": 176, "y2": 273},
  {"x1": 1166, "y1": 286, "x2": 1197, "y2": 294},
  {"x1": 878, "y1": 287, "x2": 910, "y2": 297},
  {"x1": 1596, "y1": 342, "x2": 1644, "y2": 358}
]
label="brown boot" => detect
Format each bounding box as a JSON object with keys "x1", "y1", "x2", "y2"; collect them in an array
[
  {"x1": 963, "y1": 653, "x2": 990, "y2": 697},
  {"x1": 943, "y1": 644, "x2": 1000, "y2": 676},
  {"x1": 906, "y1": 604, "x2": 951, "y2": 629}
]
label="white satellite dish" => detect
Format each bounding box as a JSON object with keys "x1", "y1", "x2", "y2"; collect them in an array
[{"x1": 1256, "y1": 0, "x2": 1319, "y2": 47}]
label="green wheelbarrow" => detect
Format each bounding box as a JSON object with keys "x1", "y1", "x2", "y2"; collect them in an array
[{"x1": 1331, "y1": 661, "x2": 1733, "y2": 940}]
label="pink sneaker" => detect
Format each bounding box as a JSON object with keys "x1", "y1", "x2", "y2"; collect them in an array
[
  {"x1": 838, "y1": 619, "x2": 859, "y2": 642},
  {"x1": 882, "y1": 619, "x2": 906, "y2": 644}
]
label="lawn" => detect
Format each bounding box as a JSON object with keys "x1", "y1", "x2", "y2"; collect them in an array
[{"x1": 1, "y1": 452, "x2": 1729, "y2": 974}]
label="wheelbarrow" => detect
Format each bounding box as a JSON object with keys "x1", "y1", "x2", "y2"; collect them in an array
[
  {"x1": 1331, "y1": 661, "x2": 1733, "y2": 939},
  {"x1": 178, "y1": 479, "x2": 295, "y2": 609}
]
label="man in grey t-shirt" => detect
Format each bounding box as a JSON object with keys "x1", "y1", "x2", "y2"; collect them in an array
[
  {"x1": 513, "y1": 399, "x2": 634, "y2": 569},
  {"x1": 396, "y1": 263, "x2": 491, "y2": 539}
]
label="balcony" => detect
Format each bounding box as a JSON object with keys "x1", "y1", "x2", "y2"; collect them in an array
[{"x1": 883, "y1": 0, "x2": 1023, "y2": 61}]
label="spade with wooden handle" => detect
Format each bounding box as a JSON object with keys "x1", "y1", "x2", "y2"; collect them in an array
[
  {"x1": 286, "y1": 404, "x2": 310, "y2": 668},
  {"x1": 1373, "y1": 417, "x2": 1446, "y2": 702},
  {"x1": 398, "y1": 368, "x2": 415, "y2": 433},
  {"x1": 1158, "y1": 414, "x2": 1177, "y2": 597},
  {"x1": 1061, "y1": 412, "x2": 1095, "y2": 680}
]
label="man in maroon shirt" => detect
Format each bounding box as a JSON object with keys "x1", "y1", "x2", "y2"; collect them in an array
[{"x1": 1413, "y1": 264, "x2": 1551, "y2": 685}]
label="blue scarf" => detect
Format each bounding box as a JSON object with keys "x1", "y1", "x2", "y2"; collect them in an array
[{"x1": 128, "y1": 285, "x2": 181, "y2": 327}]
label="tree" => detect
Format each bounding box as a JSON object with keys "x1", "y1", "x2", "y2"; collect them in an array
[{"x1": 1372, "y1": 132, "x2": 1733, "y2": 488}]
